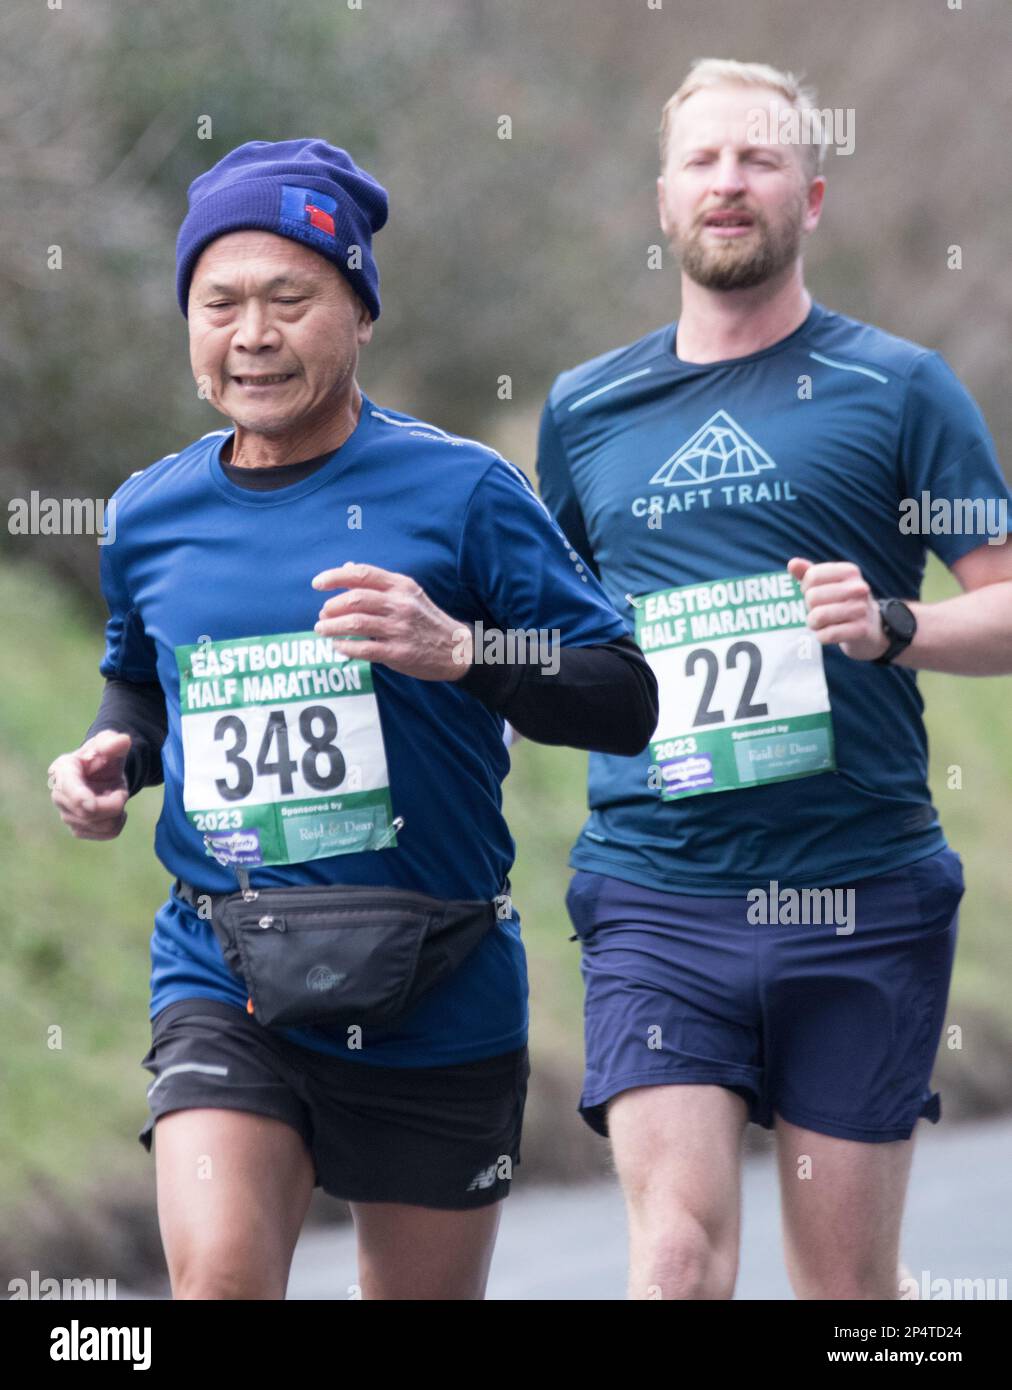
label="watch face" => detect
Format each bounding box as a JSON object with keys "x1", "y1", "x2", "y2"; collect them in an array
[{"x1": 883, "y1": 600, "x2": 916, "y2": 641}]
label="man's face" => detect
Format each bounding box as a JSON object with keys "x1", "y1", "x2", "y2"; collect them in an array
[
  {"x1": 657, "y1": 84, "x2": 825, "y2": 291},
  {"x1": 188, "y1": 231, "x2": 372, "y2": 434}
]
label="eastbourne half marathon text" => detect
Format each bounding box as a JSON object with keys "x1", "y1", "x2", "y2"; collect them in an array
[{"x1": 638, "y1": 573, "x2": 807, "y2": 650}]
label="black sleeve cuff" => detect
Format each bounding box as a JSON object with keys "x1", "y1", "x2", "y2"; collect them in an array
[
  {"x1": 453, "y1": 627, "x2": 658, "y2": 756},
  {"x1": 84, "y1": 678, "x2": 168, "y2": 797},
  {"x1": 455, "y1": 629, "x2": 527, "y2": 710}
]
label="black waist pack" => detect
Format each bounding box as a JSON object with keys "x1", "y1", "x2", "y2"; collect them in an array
[{"x1": 173, "y1": 876, "x2": 511, "y2": 1031}]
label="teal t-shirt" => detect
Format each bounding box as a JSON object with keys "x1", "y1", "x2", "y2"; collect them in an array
[{"x1": 537, "y1": 301, "x2": 1011, "y2": 893}]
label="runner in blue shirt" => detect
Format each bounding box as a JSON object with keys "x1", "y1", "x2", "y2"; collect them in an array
[
  {"x1": 46, "y1": 139, "x2": 656, "y2": 1300},
  {"x1": 536, "y1": 60, "x2": 1012, "y2": 1300}
]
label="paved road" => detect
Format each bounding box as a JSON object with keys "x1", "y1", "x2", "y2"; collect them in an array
[{"x1": 278, "y1": 1116, "x2": 1011, "y2": 1300}]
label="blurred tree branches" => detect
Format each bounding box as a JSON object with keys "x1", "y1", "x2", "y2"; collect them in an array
[{"x1": 2, "y1": 0, "x2": 1008, "y2": 604}]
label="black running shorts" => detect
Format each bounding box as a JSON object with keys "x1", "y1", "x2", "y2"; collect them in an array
[{"x1": 139, "y1": 998, "x2": 529, "y2": 1209}]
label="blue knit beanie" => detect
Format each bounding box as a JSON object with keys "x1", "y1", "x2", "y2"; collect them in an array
[{"x1": 175, "y1": 138, "x2": 388, "y2": 319}]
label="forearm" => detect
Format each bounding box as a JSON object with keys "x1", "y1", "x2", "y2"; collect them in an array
[
  {"x1": 84, "y1": 678, "x2": 168, "y2": 795},
  {"x1": 895, "y1": 581, "x2": 1012, "y2": 675},
  {"x1": 457, "y1": 632, "x2": 658, "y2": 755}
]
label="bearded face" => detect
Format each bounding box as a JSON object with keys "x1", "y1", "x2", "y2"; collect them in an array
[{"x1": 674, "y1": 183, "x2": 809, "y2": 291}]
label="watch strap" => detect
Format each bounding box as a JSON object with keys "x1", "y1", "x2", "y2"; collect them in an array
[{"x1": 873, "y1": 599, "x2": 916, "y2": 666}]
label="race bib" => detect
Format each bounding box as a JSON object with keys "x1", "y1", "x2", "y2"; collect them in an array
[
  {"x1": 176, "y1": 630, "x2": 396, "y2": 866},
  {"x1": 634, "y1": 572, "x2": 836, "y2": 799}
]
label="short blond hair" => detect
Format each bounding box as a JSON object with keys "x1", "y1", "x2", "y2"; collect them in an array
[{"x1": 659, "y1": 58, "x2": 826, "y2": 180}]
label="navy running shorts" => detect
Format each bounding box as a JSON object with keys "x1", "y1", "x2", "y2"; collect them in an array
[
  {"x1": 139, "y1": 998, "x2": 529, "y2": 1209},
  {"x1": 566, "y1": 847, "x2": 964, "y2": 1144}
]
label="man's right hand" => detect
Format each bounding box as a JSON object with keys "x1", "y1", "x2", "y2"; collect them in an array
[{"x1": 48, "y1": 730, "x2": 132, "y2": 840}]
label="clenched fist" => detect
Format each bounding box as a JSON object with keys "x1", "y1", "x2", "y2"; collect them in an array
[
  {"x1": 788, "y1": 557, "x2": 890, "y2": 662},
  {"x1": 48, "y1": 729, "x2": 132, "y2": 840}
]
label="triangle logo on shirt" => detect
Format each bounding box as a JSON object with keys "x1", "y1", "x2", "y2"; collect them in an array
[{"x1": 650, "y1": 410, "x2": 777, "y2": 487}]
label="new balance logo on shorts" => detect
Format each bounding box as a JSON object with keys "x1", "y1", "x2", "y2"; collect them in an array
[
  {"x1": 466, "y1": 1156, "x2": 512, "y2": 1191},
  {"x1": 466, "y1": 1164, "x2": 498, "y2": 1191}
]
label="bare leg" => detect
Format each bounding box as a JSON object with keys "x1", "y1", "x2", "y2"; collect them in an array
[
  {"x1": 153, "y1": 1107, "x2": 316, "y2": 1299},
  {"x1": 351, "y1": 1200, "x2": 503, "y2": 1300},
  {"x1": 775, "y1": 1117, "x2": 916, "y2": 1300},
  {"x1": 607, "y1": 1084, "x2": 749, "y2": 1300}
]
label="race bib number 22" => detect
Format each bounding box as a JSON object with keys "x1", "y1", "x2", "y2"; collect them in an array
[
  {"x1": 634, "y1": 572, "x2": 836, "y2": 799},
  {"x1": 176, "y1": 630, "x2": 396, "y2": 866}
]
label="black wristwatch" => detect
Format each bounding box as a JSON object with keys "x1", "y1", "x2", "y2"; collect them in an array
[{"x1": 873, "y1": 598, "x2": 917, "y2": 665}]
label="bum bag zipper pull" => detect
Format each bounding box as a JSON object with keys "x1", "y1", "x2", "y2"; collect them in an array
[{"x1": 235, "y1": 866, "x2": 259, "y2": 903}]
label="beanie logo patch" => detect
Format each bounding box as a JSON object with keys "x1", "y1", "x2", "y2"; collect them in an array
[{"x1": 279, "y1": 185, "x2": 337, "y2": 242}]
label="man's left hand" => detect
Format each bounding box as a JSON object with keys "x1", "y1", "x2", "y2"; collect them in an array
[
  {"x1": 312, "y1": 562, "x2": 473, "y2": 680},
  {"x1": 787, "y1": 557, "x2": 890, "y2": 662}
]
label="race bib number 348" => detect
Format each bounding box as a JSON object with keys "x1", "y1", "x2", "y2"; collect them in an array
[
  {"x1": 634, "y1": 572, "x2": 836, "y2": 799},
  {"x1": 176, "y1": 630, "x2": 396, "y2": 867}
]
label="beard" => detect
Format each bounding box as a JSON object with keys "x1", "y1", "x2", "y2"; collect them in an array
[{"x1": 674, "y1": 193, "x2": 806, "y2": 291}]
